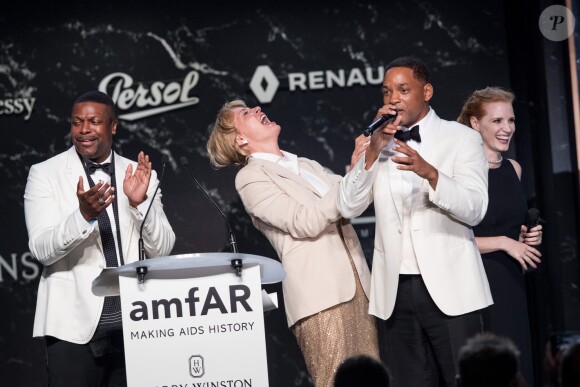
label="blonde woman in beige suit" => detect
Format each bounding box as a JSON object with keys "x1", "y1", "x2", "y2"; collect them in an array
[{"x1": 206, "y1": 100, "x2": 379, "y2": 387}]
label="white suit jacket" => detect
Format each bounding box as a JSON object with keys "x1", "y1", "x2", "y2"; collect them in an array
[
  {"x1": 337, "y1": 111, "x2": 493, "y2": 320},
  {"x1": 24, "y1": 146, "x2": 175, "y2": 344},
  {"x1": 236, "y1": 157, "x2": 372, "y2": 327}
]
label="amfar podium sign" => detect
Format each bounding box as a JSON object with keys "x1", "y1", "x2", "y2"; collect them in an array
[{"x1": 119, "y1": 264, "x2": 268, "y2": 386}]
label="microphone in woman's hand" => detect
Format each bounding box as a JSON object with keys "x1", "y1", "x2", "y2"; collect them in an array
[{"x1": 526, "y1": 208, "x2": 540, "y2": 232}]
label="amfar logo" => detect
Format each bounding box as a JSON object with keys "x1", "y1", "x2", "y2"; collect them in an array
[
  {"x1": 250, "y1": 64, "x2": 385, "y2": 103},
  {"x1": 128, "y1": 285, "x2": 253, "y2": 321},
  {"x1": 98, "y1": 71, "x2": 200, "y2": 121},
  {"x1": 189, "y1": 355, "x2": 205, "y2": 378}
]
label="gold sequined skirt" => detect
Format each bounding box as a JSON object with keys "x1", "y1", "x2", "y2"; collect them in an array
[{"x1": 291, "y1": 258, "x2": 379, "y2": 387}]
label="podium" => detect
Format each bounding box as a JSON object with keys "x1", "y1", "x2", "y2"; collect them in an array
[{"x1": 92, "y1": 253, "x2": 285, "y2": 387}]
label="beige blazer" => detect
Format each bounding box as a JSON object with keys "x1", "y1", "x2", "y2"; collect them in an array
[
  {"x1": 235, "y1": 157, "x2": 371, "y2": 327},
  {"x1": 338, "y1": 111, "x2": 493, "y2": 320},
  {"x1": 24, "y1": 146, "x2": 175, "y2": 343}
]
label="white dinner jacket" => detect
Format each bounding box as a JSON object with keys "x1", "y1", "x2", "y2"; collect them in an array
[
  {"x1": 24, "y1": 146, "x2": 175, "y2": 344},
  {"x1": 337, "y1": 110, "x2": 493, "y2": 320},
  {"x1": 236, "y1": 157, "x2": 372, "y2": 327}
]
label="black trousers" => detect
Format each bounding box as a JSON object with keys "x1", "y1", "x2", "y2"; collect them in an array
[
  {"x1": 378, "y1": 275, "x2": 484, "y2": 387},
  {"x1": 45, "y1": 336, "x2": 126, "y2": 387}
]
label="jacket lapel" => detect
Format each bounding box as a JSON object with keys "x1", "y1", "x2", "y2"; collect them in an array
[
  {"x1": 113, "y1": 153, "x2": 134, "y2": 260},
  {"x1": 64, "y1": 148, "x2": 135, "y2": 261},
  {"x1": 413, "y1": 113, "x2": 441, "y2": 204},
  {"x1": 63, "y1": 146, "x2": 106, "y2": 254},
  {"x1": 253, "y1": 158, "x2": 323, "y2": 197},
  {"x1": 383, "y1": 150, "x2": 404, "y2": 224},
  {"x1": 297, "y1": 158, "x2": 328, "y2": 197},
  {"x1": 64, "y1": 146, "x2": 87, "y2": 193},
  {"x1": 386, "y1": 111, "x2": 443, "y2": 221}
]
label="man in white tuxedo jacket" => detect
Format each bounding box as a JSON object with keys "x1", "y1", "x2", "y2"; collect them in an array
[
  {"x1": 24, "y1": 91, "x2": 175, "y2": 386},
  {"x1": 337, "y1": 57, "x2": 492, "y2": 387}
]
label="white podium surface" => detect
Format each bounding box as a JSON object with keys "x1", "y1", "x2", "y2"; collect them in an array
[
  {"x1": 92, "y1": 252, "x2": 285, "y2": 297},
  {"x1": 120, "y1": 263, "x2": 269, "y2": 386}
]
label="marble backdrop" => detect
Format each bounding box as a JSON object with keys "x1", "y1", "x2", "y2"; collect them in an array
[{"x1": 0, "y1": 1, "x2": 509, "y2": 385}]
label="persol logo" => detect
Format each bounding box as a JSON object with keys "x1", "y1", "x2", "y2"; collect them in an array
[{"x1": 98, "y1": 71, "x2": 200, "y2": 121}]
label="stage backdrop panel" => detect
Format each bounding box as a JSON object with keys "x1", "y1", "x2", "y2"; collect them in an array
[{"x1": 0, "y1": 1, "x2": 509, "y2": 385}]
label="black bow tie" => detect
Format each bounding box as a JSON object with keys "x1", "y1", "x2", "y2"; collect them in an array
[
  {"x1": 86, "y1": 161, "x2": 113, "y2": 175},
  {"x1": 394, "y1": 125, "x2": 421, "y2": 143}
]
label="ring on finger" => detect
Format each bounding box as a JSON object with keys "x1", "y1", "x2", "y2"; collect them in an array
[{"x1": 98, "y1": 198, "x2": 106, "y2": 206}]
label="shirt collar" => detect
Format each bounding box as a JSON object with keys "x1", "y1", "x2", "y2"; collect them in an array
[
  {"x1": 251, "y1": 150, "x2": 299, "y2": 174},
  {"x1": 402, "y1": 106, "x2": 433, "y2": 132},
  {"x1": 251, "y1": 152, "x2": 283, "y2": 163},
  {"x1": 401, "y1": 107, "x2": 434, "y2": 147},
  {"x1": 80, "y1": 151, "x2": 113, "y2": 167},
  {"x1": 101, "y1": 152, "x2": 113, "y2": 164},
  {"x1": 87, "y1": 151, "x2": 113, "y2": 164}
]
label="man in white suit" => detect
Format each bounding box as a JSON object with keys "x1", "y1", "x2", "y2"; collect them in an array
[
  {"x1": 337, "y1": 57, "x2": 493, "y2": 386},
  {"x1": 24, "y1": 90, "x2": 175, "y2": 386}
]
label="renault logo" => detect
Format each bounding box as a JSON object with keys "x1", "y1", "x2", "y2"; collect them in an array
[{"x1": 249, "y1": 65, "x2": 280, "y2": 104}]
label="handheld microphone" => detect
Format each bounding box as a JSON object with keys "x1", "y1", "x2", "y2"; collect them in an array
[
  {"x1": 180, "y1": 157, "x2": 239, "y2": 255},
  {"x1": 136, "y1": 154, "x2": 168, "y2": 283},
  {"x1": 526, "y1": 208, "x2": 540, "y2": 232},
  {"x1": 363, "y1": 113, "x2": 397, "y2": 137}
]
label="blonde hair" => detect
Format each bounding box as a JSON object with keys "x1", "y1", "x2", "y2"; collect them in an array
[
  {"x1": 207, "y1": 100, "x2": 249, "y2": 168},
  {"x1": 457, "y1": 87, "x2": 515, "y2": 128}
]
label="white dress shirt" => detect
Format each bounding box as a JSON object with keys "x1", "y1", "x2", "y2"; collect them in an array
[
  {"x1": 387, "y1": 108, "x2": 435, "y2": 274},
  {"x1": 251, "y1": 150, "x2": 329, "y2": 196}
]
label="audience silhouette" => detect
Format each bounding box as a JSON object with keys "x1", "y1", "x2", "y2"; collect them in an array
[
  {"x1": 334, "y1": 355, "x2": 391, "y2": 387},
  {"x1": 457, "y1": 333, "x2": 526, "y2": 387},
  {"x1": 560, "y1": 340, "x2": 580, "y2": 387}
]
